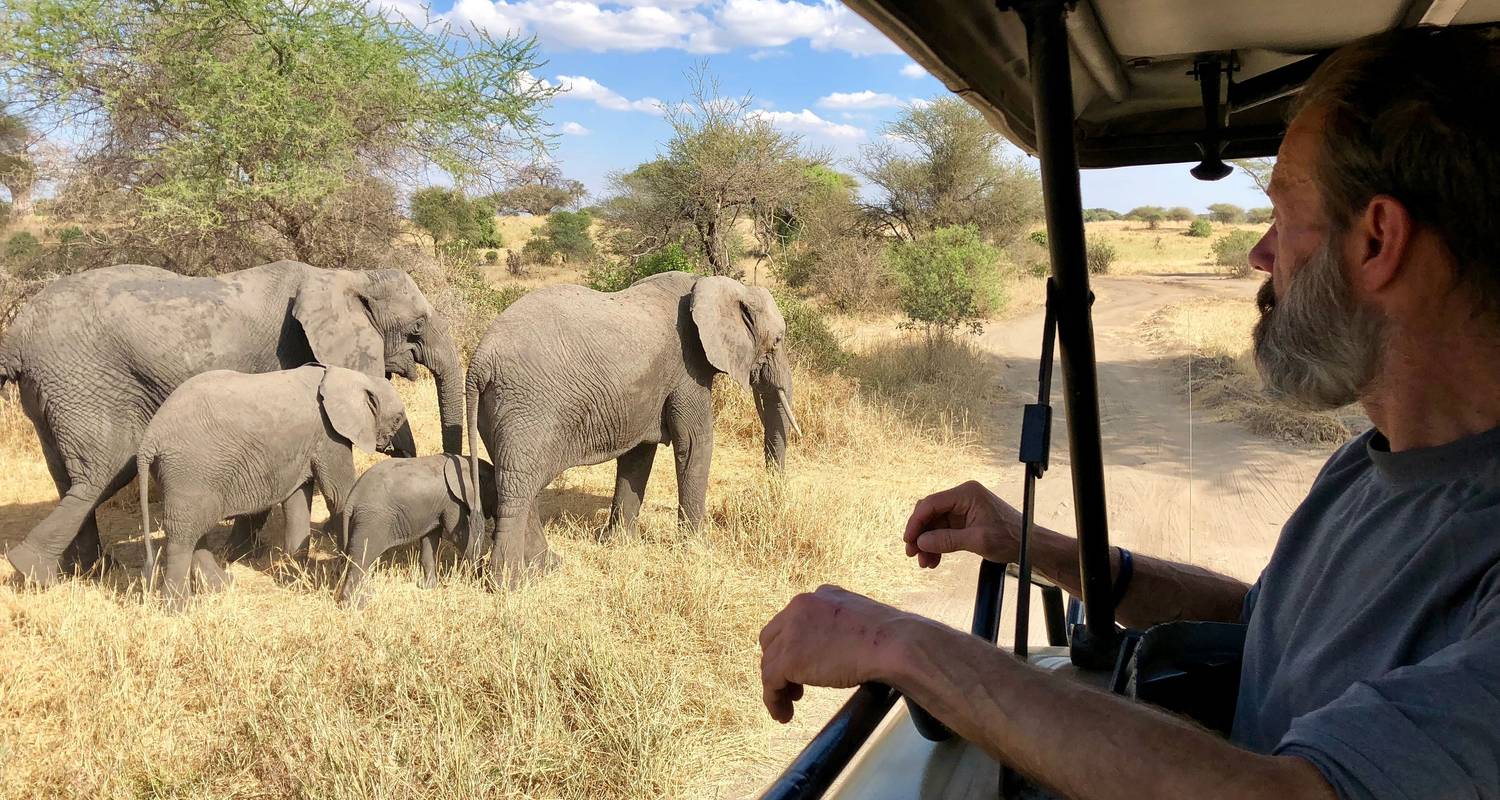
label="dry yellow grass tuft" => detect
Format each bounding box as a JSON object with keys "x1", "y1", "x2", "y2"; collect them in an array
[
  {"x1": 1141, "y1": 298, "x2": 1363, "y2": 445},
  {"x1": 0, "y1": 349, "x2": 985, "y2": 797}
]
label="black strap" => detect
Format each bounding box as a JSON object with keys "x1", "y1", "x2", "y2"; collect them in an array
[{"x1": 1112, "y1": 546, "x2": 1134, "y2": 606}]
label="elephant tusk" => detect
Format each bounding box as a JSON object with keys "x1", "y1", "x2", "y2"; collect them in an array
[{"x1": 777, "y1": 388, "x2": 803, "y2": 438}]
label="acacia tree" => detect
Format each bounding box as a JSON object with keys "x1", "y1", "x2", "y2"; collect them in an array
[
  {"x1": 602, "y1": 68, "x2": 807, "y2": 277},
  {"x1": 1, "y1": 0, "x2": 554, "y2": 272},
  {"x1": 0, "y1": 107, "x2": 36, "y2": 217},
  {"x1": 490, "y1": 162, "x2": 587, "y2": 216},
  {"x1": 860, "y1": 97, "x2": 1042, "y2": 247}
]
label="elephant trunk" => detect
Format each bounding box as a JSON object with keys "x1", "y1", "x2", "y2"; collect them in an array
[
  {"x1": 753, "y1": 349, "x2": 796, "y2": 471},
  {"x1": 389, "y1": 421, "x2": 418, "y2": 458},
  {"x1": 421, "y1": 317, "x2": 465, "y2": 455}
]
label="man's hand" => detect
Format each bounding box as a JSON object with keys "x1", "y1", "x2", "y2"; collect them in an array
[
  {"x1": 758, "y1": 585, "x2": 917, "y2": 723},
  {"x1": 903, "y1": 480, "x2": 1025, "y2": 568}
]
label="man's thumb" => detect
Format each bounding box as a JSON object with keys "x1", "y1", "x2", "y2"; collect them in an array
[{"x1": 915, "y1": 528, "x2": 979, "y2": 555}]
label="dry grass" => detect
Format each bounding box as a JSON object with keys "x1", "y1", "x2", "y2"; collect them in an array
[
  {"x1": 1141, "y1": 298, "x2": 1364, "y2": 445},
  {"x1": 1084, "y1": 220, "x2": 1269, "y2": 277},
  {"x1": 0, "y1": 346, "x2": 989, "y2": 798}
]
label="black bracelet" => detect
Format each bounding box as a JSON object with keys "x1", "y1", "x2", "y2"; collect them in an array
[{"x1": 1112, "y1": 546, "x2": 1134, "y2": 606}]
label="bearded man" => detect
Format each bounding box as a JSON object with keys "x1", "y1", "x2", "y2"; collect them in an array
[{"x1": 758, "y1": 26, "x2": 1500, "y2": 800}]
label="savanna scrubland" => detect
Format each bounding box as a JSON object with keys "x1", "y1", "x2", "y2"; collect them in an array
[{"x1": 0, "y1": 1, "x2": 1311, "y2": 796}]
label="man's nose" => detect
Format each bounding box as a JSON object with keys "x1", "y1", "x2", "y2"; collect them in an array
[{"x1": 1249, "y1": 224, "x2": 1276, "y2": 275}]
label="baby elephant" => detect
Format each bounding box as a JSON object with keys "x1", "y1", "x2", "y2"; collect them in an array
[
  {"x1": 138, "y1": 364, "x2": 412, "y2": 601},
  {"x1": 337, "y1": 454, "x2": 494, "y2": 607}
]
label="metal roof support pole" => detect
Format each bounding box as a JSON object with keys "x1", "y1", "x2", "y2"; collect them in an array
[{"x1": 1002, "y1": 0, "x2": 1120, "y2": 670}]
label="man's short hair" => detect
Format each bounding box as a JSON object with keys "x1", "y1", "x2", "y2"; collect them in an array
[{"x1": 1297, "y1": 27, "x2": 1500, "y2": 316}]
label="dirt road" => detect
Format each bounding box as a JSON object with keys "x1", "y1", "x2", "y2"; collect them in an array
[{"x1": 906, "y1": 273, "x2": 1339, "y2": 637}]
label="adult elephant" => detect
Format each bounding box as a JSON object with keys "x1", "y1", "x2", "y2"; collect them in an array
[
  {"x1": 0, "y1": 260, "x2": 466, "y2": 585},
  {"x1": 465, "y1": 270, "x2": 800, "y2": 586}
]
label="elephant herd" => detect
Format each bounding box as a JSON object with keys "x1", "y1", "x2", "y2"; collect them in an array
[{"x1": 0, "y1": 260, "x2": 799, "y2": 603}]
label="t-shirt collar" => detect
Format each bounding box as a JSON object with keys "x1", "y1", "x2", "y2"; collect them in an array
[{"x1": 1367, "y1": 423, "x2": 1500, "y2": 486}]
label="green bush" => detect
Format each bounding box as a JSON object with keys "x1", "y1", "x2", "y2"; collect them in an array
[
  {"x1": 410, "y1": 187, "x2": 502, "y2": 251},
  {"x1": 1186, "y1": 219, "x2": 1213, "y2": 238},
  {"x1": 772, "y1": 289, "x2": 848, "y2": 373},
  {"x1": 1212, "y1": 229, "x2": 1262, "y2": 277},
  {"x1": 1126, "y1": 205, "x2": 1166, "y2": 229},
  {"x1": 586, "y1": 242, "x2": 704, "y2": 293},
  {"x1": 1085, "y1": 239, "x2": 1116, "y2": 275},
  {"x1": 483, "y1": 249, "x2": 499, "y2": 265},
  {"x1": 531, "y1": 210, "x2": 595, "y2": 263},
  {"x1": 1167, "y1": 206, "x2": 1196, "y2": 222},
  {"x1": 5, "y1": 231, "x2": 40, "y2": 260},
  {"x1": 1082, "y1": 207, "x2": 1120, "y2": 222},
  {"x1": 888, "y1": 225, "x2": 1004, "y2": 340},
  {"x1": 1028, "y1": 229, "x2": 1048, "y2": 248},
  {"x1": 1247, "y1": 207, "x2": 1274, "y2": 224},
  {"x1": 1207, "y1": 203, "x2": 1246, "y2": 224}
]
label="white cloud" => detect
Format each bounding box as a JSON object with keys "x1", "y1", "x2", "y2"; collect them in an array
[
  {"x1": 445, "y1": 0, "x2": 898, "y2": 56},
  {"x1": 748, "y1": 109, "x2": 865, "y2": 140},
  {"x1": 749, "y1": 48, "x2": 789, "y2": 61},
  {"x1": 555, "y1": 75, "x2": 665, "y2": 115},
  {"x1": 561, "y1": 121, "x2": 591, "y2": 135},
  {"x1": 817, "y1": 90, "x2": 904, "y2": 109},
  {"x1": 900, "y1": 62, "x2": 927, "y2": 78}
]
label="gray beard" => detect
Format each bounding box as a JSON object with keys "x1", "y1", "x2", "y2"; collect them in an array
[{"x1": 1252, "y1": 237, "x2": 1386, "y2": 409}]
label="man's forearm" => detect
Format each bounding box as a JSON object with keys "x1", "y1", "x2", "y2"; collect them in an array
[
  {"x1": 882, "y1": 617, "x2": 1334, "y2": 800},
  {"x1": 1028, "y1": 527, "x2": 1250, "y2": 629}
]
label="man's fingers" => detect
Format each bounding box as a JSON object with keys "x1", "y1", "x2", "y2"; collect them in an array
[{"x1": 915, "y1": 527, "x2": 981, "y2": 556}]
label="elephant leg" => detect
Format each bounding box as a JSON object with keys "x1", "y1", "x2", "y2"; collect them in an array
[
  {"x1": 8, "y1": 488, "x2": 104, "y2": 587},
  {"x1": 603, "y1": 443, "x2": 656, "y2": 541},
  {"x1": 224, "y1": 509, "x2": 271, "y2": 563},
  {"x1": 159, "y1": 537, "x2": 197, "y2": 608},
  {"x1": 420, "y1": 533, "x2": 438, "y2": 589},
  {"x1": 281, "y1": 483, "x2": 315, "y2": 560},
  {"x1": 312, "y1": 450, "x2": 355, "y2": 552},
  {"x1": 192, "y1": 549, "x2": 233, "y2": 593},
  {"x1": 524, "y1": 499, "x2": 560, "y2": 573},
  {"x1": 34, "y1": 429, "x2": 107, "y2": 577},
  {"x1": 672, "y1": 427, "x2": 713, "y2": 531}
]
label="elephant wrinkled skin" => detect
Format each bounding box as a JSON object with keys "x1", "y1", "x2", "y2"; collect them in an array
[
  {"x1": 137, "y1": 365, "x2": 411, "y2": 602},
  {"x1": 465, "y1": 270, "x2": 799, "y2": 586},
  {"x1": 0, "y1": 260, "x2": 465, "y2": 586}
]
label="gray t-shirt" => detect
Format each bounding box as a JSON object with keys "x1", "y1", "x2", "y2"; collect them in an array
[{"x1": 1233, "y1": 426, "x2": 1500, "y2": 799}]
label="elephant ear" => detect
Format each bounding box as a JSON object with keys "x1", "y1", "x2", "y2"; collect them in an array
[
  {"x1": 442, "y1": 456, "x2": 470, "y2": 508},
  {"x1": 293, "y1": 269, "x2": 385, "y2": 377},
  {"x1": 690, "y1": 276, "x2": 759, "y2": 392},
  {"x1": 319, "y1": 367, "x2": 379, "y2": 452}
]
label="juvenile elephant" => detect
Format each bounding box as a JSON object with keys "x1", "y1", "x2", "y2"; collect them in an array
[
  {"x1": 465, "y1": 270, "x2": 800, "y2": 585},
  {"x1": 337, "y1": 454, "x2": 495, "y2": 607},
  {"x1": 137, "y1": 364, "x2": 411, "y2": 601},
  {"x1": 0, "y1": 260, "x2": 465, "y2": 586}
]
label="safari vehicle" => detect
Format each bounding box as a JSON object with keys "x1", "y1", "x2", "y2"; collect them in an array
[{"x1": 759, "y1": 2, "x2": 1500, "y2": 798}]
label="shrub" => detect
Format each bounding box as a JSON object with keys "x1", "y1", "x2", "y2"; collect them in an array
[
  {"x1": 5, "y1": 231, "x2": 39, "y2": 260},
  {"x1": 0, "y1": 200, "x2": 10, "y2": 228},
  {"x1": 1028, "y1": 229, "x2": 1048, "y2": 248},
  {"x1": 533, "y1": 210, "x2": 595, "y2": 263},
  {"x1": 1085, "y1": 239, "x2": 1116, "y2": 275},
  {"x1": 887, "y1": 225, "x2": 1004, "y2": 340},
  {"x1": 1247, "y1": 207, "x2": 1274, "y2": 224},
  {"x1": 1127, "y1": 205, "x2": 1166, "y2": 229},
  {"x1": 483, "y1": 249, "x2": 499, "y2": 265},
  {"x1": 1082, "y1": 207, "x2": 1120, "y2": 222},
  {"x1": 1212, "y1": 229, "x2": 1262, "y2": 277},
  {"x1": 1167, "y1": 206, "x2": 1195, "y2": 222},
  {"x1": 1007, "y1": 237, "x2": 1050, "y2": 278},
  {"x1": 586, "y1": 242, "x2": 703, "y2": 293},
  {"x1": 1186, "y1": 219, "x2": 1213, "y2": 238},
  {"x1": 1207, "y1": 203, "x2": 1246, "y2": 224},
  {"x1": 772, "y1": 290, "x2": 848, "y2": 373}
]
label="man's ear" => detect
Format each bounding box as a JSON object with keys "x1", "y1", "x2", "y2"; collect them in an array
[{"x1": 1350, "y1": 194, "x2": 1413, "y2": 294}]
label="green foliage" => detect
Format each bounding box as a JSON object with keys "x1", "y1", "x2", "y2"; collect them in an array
[
  {"x1": 1186, "y1": 219, "x2": 1213, "y2": 238},
  {"x1": 586, "y1": 242, "x2": 702, "y2": 293},
  {"x1": 1028, "y1": 230, "x2": 1048, "y2": 248},
  {"x1": 5, "y1": 231, "x2": 39, "y2": 260},
  {"x1": 887, "y1": 225, "x2": 1004, "y2": 340},
  {"x1": 862, "y1": 97, "x2": 1042, "y2": 247},
  {"x1": 3, "y1": 0, "x2": 553, "y2": 270},
  {"x1": 1247, "y1": 207, "x2": 1274, "y2": 224},
  {"x1": 1212, "y1": 229, "x2": 1262, "y2": 277},
  {"x1": 1167, "y1": 207, "x2": 1195, "y2": 222},
  {"x1": 1207, "y1": 203, "x2": 1246, "y2": 224},
  {"x1": 538, "y1": 210, "x2": 595, "y2": 261},
  {"x1": 1126, "y1": 206, "x2": 1166, "y2": 229},
  {"x1": 410, "y1": 188, "x2": 503, "y2": 252},
  {"x1": 484, "y1": 250, "x2": 500, "y2": 265},
  {"x1": 772, "y1": 289, "x2": 848, "y2": 373},
  {"x1": 1083, "y1": 208, "x2": 1120, "y2": 222},
  {"x1": 1085, "y1": 239, "x2": 1116, "y2": 275},
  {"x1": 489, "y1": 163, "x2": 587, "y2": 216},
  {"x1": 443, "y1": 255, "x2": 526, "y2": 318}
]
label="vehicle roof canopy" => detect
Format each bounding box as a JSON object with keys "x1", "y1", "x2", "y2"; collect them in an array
[{"x1": 842, "y1": 0, "x2": 1500, "y2": 169}]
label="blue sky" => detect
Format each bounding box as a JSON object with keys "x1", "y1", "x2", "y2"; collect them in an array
[{"x1": 400, "y1": 0, "x2": 1270, "y2": 213}]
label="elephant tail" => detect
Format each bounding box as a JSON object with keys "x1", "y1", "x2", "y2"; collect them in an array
[
  {"x1": 464, "y1": 370, "x2": 485, "y2": 562},
  {"x1": 137, "y1": 449, "x2": 157, "y2": 587}
]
